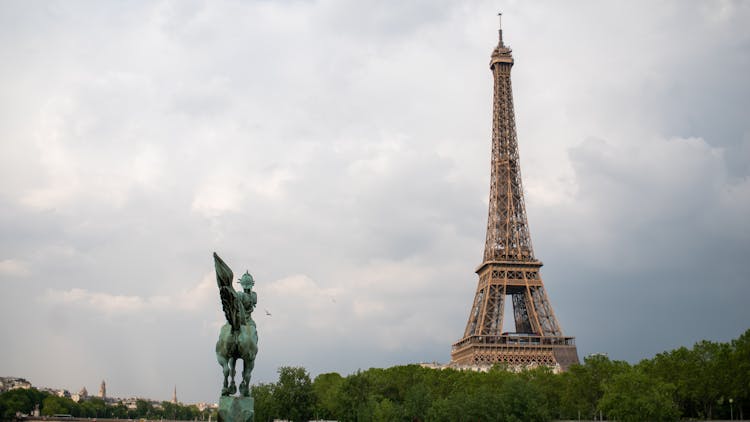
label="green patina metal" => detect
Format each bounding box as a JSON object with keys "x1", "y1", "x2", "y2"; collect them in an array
[
  {"x1": 214, "y1": 252, "x2": 258, "y2": 402},
  {"x1": 218, "y1": 396, "x2": 254, "y2": 422}
]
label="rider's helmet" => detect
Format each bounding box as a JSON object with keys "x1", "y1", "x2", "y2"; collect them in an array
[{"x1": 238, "y1": 271, "x2": 255, "y2": 288}]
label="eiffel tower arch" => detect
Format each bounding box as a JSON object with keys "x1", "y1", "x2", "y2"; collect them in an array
[{"x1": 451, "y1": 17, "x2": 579, "y2": 371}]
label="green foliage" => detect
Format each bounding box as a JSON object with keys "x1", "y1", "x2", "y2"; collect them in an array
[
  {"x1": 336, "y1": 370, "x2": 373, "y2": 421},
  {"x1": 135, "y1": 398, "x2": 152, "y2": 417},
  {"x1": 274, "y1": 366, "x2": 315, "y2": 422},
  {"x1": 312, "y1": 372, "x2": 344, "y2": 419},
  {"x1": 560, "y1": 353, "x2": 630, "y2": 419},
  {"x1": 0, "y1": 387, "x2": 210, "y2": 421},
  {"x1": 251, "y1": 382, "x2": 276, "y2": 422},
  {"x1": 639, "y1": 330, "x2": 750, "y2": 420},
  {"x1": 248, "y1": 329, "x2": 750, "y2": 421},
  {"x1": 502, "y1": 376, "x2": 549, "y2": 422},
  {"x1": 79, "y1": 397, "x2": 106, "y2": 417},
  {"x1": 520, "y1": 366, "x2": 564, "y2": 419},
  {"x1": 730, "y1": 329, "x2": 750, "y2": 419},
  {"x1": 372, "y1": 397, "x2": 400, "y2": 422},
  {"x1": 0, "y1": 388, "x2": 49, "y2": 419},
  {"x1": 403, "y1": 382, "x2": 430, "y2": 421},
  {"x1": 41, "y1": 396, "x2": 79, "y2": 416},
  {"x1": 109, "y1": 402, "x2": 128, "y2": 419},
  {"x1": 598, "y1": 367, "x2": 679, "y2": 422}
]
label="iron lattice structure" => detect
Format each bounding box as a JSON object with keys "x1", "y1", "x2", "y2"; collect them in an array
[{"x1": 451, "y1": 24, "x2": 579, "y2": 370}]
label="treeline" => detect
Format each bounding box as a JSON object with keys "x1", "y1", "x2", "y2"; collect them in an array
[
  {"x1": 2, "y1": 329, "x2": 747, "y2": 421},
  {"x1": 0, "y1": 389, "x2": 213, "y2": 421},
  {"x1": 252, "y1": 328, "x2": 750, "y2": 422}
]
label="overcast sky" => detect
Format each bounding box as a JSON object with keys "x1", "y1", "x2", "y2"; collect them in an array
[{"x1": 1, "y1": 0, "x2": 749, "y2": 405}]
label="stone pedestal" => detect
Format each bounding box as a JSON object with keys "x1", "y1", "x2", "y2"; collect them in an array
[{"x1": 218, "y1": 396, "x2": 254, "y2": 422}]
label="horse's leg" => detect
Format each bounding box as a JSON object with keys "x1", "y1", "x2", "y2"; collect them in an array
[
  {"x1": 217, "y1": 354, "x2": 230, "y2": 396},
  {"x1": 228, "y1": 357, "x2": 237, "y2": 395},
  {"x1": 240, "y1": 357, "x2": 254, "y2": 397}
]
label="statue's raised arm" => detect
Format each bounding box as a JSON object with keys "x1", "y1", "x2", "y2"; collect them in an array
[{"x1": 214, "y1": 252, "x2": 241, "y2": 331}]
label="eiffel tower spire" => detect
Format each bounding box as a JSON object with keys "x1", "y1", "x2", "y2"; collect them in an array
[{"x1": 451, "y1": 15, "x2": 579, "y2": 370}]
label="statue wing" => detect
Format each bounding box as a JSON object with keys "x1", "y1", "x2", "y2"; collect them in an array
[{"x1": 213, "y1": 252, "x2": 240, "y2": 330}]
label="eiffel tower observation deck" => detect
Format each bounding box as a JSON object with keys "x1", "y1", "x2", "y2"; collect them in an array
[{"x1": 451, "y1": 15, "x2": 579, "y2": 370}]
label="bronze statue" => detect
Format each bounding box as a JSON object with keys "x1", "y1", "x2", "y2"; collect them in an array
[{"x1": 214, "y1": 252, "x2": 258, "y2": 397}]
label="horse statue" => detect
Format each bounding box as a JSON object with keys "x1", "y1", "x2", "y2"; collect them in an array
[{"x1": 214, "y1": 252, "x2": 259, "y2": 397}]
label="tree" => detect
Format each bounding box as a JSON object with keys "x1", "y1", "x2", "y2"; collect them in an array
[
  {"x1": 372, "y1": 398, "x2": 401, "y2": 422},
  {"x1": 135, "y1": 399, "x2": 153, "y2": 418},
  {"x1": 251, "y1": 383, "x2": 276, "y2": 422},
  {"x1": 447, "y1": 385, "x2": 507, "y2": 421},
  {"x1": 110, "y1": 402, "x2": 128, "y2": 419},
  {"x1": 730, "y1": 328, "x2": 750, "y2": 420},
  {"x1": 520, "y1": 366, "x2": 564, "y2": 419},
  {"x1": 312, "y1": 372, "x2": 344, "y2": 420},
  {"x1": 80, "y1": 398, "x2": 107, "y2": 418},
  {"x1": 403, "y1": 383, "x2": 430, "y2": 421},
  {"x1": 560, "y1": 354, "x2": 629, "y2": 419},
  {"x1": 0, "y1": 388, "x2": 49, "y2": 419},
  {"x1": 598, "y1": 367, "x2": 679, "y2": 422},
  {"x1": 641, "y1": 338, "x2": 737, "y2": 419},
  {"x1": 639, "y1": 346, "x2": 696, "y2": 416},
  {"x1": 500, "y1": 377, "x2": 549, "y2": 422},
  {"x1": 336, "y1": 370, "x2": 373, "y2": 421},
  {"x1": 274, "y1": 366, "x2": 314, "y2": 422},
  {"x1": 41, "y1": 396, "x2": 79, "y2": 416}
]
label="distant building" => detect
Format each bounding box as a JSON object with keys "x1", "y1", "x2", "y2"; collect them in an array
[
  {"x1": 0, "y1": 377, "x2": 32, "y2": 393},
  {"x1": 1, "y1": 375, "x2": 213, "y2": 411},
  {"x1": 121, "y1": 397, "x2": 163, "y2": 410},
  {"x1": 39, "y1": 387, "x2": 71, "y2": 398},
  {"x1": 196, "y1": 402, "x2": 218, "y2": 412},
  {"x1": 418, "y1": 362, "x2": 445, "y2": 370},
  {"x1": 71, "y1": 386, "x2": 88, "y2": 402},
  {"x1": 122, "y1": 398, "x2": 138, "y2": 410}
]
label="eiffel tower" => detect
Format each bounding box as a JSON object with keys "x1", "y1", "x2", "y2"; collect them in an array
[{"x1": 451, "y1": 15, "x2": 579, "y2": 370}]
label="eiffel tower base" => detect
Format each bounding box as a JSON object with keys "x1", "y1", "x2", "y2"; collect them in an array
[
  {"x1": 451, "y1": 335, "x2": 579, "y2": 371},
  {"x1": 218, "y1": 396, "x2": 254, "y2": 422}
]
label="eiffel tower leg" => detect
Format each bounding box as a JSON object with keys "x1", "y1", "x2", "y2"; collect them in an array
[
  {"x1": 529, "y1": 286, "x2": 562, "y2": 336},
  {"x1": 480, "y1": 284, "x2": 506, "y2": 336},
  {"x1": 512, "y1": 293, "x2": 532, "y2": 333},
  {"x1": 524, "y1": 286, "x2": 544, "y2": 335},
  {"x1": 463, "y1": 288, "x2": 483, "y2": 337}
]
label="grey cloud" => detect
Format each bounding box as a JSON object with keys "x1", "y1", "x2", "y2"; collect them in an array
[{"x1": 1, "y1": 0, "x2": 748, "y2": 404}]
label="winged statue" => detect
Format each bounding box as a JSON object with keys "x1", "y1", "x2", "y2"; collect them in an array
[{"x1": 214, "y1": 252, "x2": 258, "y2": 397}]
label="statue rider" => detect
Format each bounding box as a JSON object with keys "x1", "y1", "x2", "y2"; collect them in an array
[{"x1": 237, "y1": 271, "x2": 257, "y2": 329}]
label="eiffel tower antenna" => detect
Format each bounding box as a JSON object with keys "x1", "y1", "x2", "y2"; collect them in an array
[
  {"x1": 450, "y1": 16, "x2": 579, "y2": 370},
  {"x1": 497, "y1": 12, "x2": 503, "y2": 45}
]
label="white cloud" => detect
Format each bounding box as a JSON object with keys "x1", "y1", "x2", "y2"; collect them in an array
[
  {"x1": 191, "y1": 183, "x2": 244, "y2": 218},
  {"x1": 41, "y1": 273, "x2": 215, "y2": 315},
  {"x1": 131, "y1": 144, "x2": 166, "y2": 188},
  {"x1": 0, "y1": 259, "x2": 31, "y2": 278}
]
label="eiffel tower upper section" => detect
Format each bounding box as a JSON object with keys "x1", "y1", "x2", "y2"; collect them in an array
[{"x1": 483, "y1": 21, "x2": 536, "y2": 266}]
